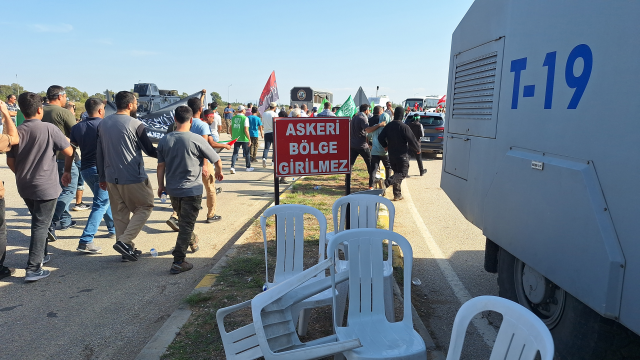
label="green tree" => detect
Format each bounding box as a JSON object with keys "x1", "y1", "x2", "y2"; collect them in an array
[
  {"x1": 210, "y1": 91, "x2": 222, "y2": 104},
  {"x1": 89, "y1": 93, "x2": 106, "y2": 101},
  {"x1": 179, "y1": 92, "x2": 189, "y2": 99},
  {"x1": 0, "y1": 83, "x2": 26, "y2": 101},
  {"x1": 65, "y1": 86, "x2": 89, "y2": 103}
]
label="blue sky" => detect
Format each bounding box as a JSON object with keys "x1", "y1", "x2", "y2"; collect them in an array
[{"x1": 1, "y1": 0, "x2": 474, "y2": 105}]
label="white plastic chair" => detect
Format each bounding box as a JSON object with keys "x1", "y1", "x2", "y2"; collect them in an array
[
  {"x1": 251, "y1": 258, "x2": 362, "y2": 360},
  {"x1": 446, "y1": 296, "x2": 554, "y2": 360},
  {"x1": 328, "y1": 229, "x2": 427, "y2": 360},
  {"x1": 328, "y1": 194, "x2": 396, "y2": 322},
  {"x1": 218, "y1": 259, "x2": 360, "y2": 360},
  {"x1": 260, "y1": 204, "x2": 333, "y2": 336}
]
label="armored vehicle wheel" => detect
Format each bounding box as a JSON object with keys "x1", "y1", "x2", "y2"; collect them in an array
[{"x1": 497, "y1": 248, "x2": 639, "y2": 359}]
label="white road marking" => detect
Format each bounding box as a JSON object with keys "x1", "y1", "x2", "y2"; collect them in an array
[{"x1": 402, "y1": 181, "x2": 497, "y2": 347}]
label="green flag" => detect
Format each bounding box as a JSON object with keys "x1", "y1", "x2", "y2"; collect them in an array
[
  {"x1": 319, "y1": 98, "x2": 328, "y2": 113},
  {"x1": 16, "y1": 110, "x2": 25, "y2": 126},
  {"x1": 371, "y1": 101, "x2": 375, "y2": 112},
  {"x1": 335, "y1": 95, "x2": 356, "y2": 118}
]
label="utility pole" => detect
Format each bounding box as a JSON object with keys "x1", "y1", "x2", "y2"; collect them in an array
[{"x1": 228, "y1": 84, "x2": 232, "y2": 105}]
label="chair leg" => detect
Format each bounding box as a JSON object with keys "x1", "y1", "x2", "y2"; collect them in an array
[
  {"x1": 335, "y1": 281, "x2": 349, "y2": 327},
  {"x1": 297, "y1": 308, "x2": 312, "y2": 336},
  {"x1": 384, "y1": 275, "x2": 395, "y2": 322}
]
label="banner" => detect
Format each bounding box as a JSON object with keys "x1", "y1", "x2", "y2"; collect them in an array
[
  {"x1": 319, "y1": 98, "x2": 328, "y2": 113},
  {"x1": 138, "y1": 91, "x2": 203, "y2": 142},
  {"x1": 335, "y1": 95, "x2": 356, "y2": 118},
  {"x1": 437, "y1": 95, "x2": 446, "y2": 107},
  {"x1": 257, "y1": 71, "x2": 279, "y2": 114}
]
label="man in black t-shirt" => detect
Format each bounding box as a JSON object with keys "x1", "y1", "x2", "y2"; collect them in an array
[
  {"x1": 378, "y1": 107, "x2": 421, "y2": 201},
  {"x1": 349, "y1": 104, "x2": 386, "y2": 189}
]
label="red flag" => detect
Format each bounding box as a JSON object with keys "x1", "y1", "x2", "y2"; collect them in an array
[
  {"x1": 437, "y1": 95, "x2": 446, "y2": 105},
  {"x1": 258, "y1": 71, "x2": 279, "y2": 114}
]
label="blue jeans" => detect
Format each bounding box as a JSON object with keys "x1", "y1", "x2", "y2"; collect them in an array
[
  {"x1": 75, "y1": 160, "x2": 84, "y2": 190},
  {"x1": 263, "y1": 132, "x2": 273, "y2": 160},
  {"x1": 51, "y1": 160, "x2": 79, "y2": 228},
  {"x1": 79, "y1": 167, "x2": 115, "y2": 244},
  {"x1": 231, "y1": 142, "x2": 250, "y2": 169}
]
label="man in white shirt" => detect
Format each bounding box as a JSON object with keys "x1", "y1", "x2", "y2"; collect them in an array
[
  {"x1": 261, "y1": 102, "x2": 277, "y2": 168},
  {"x1": 299, "y1": 104, "x2": 309, "y2": 117},
  {"x1": 204, "y1": 104, "x2": 222, "y2": 142}
]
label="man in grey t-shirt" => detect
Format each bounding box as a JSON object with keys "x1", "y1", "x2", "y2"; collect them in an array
[
  {"x1": 157, "y1": 106, "x2": 223, "y2": 274},
  {"x1": 7, "y1": 92, "x2": 75, "y2": 282}
]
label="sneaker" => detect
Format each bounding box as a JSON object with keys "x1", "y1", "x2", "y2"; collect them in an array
[
  {"x1": 166, "y1": 217, "x2": 179, "y2": 232},
  {"x1": 121, "y1": 249, "x2": 142, "y2": 262},
  {"x1": 206, "y1": 215, "x2": 222, "y2": 223},
  {"x1": 251, "y1": 158, "x2": 257, "y2": 162},
  {"x1": 0, "y1": 266, "x2": 15, "y2": 280},
  {"x1": 279, "y1": 178, "x2": 290, "y2": 185},
  {"x1": 72, "y1": 202, "x2": 91, "y2": 211},
  {"x1": 262, "y1": 159, "x2": 267, "y2": 168},
  {"x1": 405, "y1": 174, "x2": 411, "y2": 179},
  {"x1": 47, "y1": 229, "x2": 57, "y2": 242},
  {"x1": 216, "y1": 187, "x2": 223, "y2": 194},
  {"x1": 230, "y1": 168, "x2": 236, "y2": 174},
  {"x1": 170, "y1": 261, "x2": 194, "y2": 274},
  {"x1": 25, "y1": 268, "x2": 50, "y2": 282},
  {"x1": 246, "y1": 167, "x2": 255, "y2": 172},
  {"x1": 369, "y1": 187, "x2": 374, "y2": 190},
  {"x1": 113, "y1": 241, "x2": 138, "y2": 261},
  {"x1": 42, "y1": 254, "x2": 51, "y2": 264},
  {"x1": 59, "y1": 220, "x2": 77, "y2": 231},
  {"x1": 420, "y1": 169, "x2": 428, "y2": 176},
  {"x1": 189, "y1": 234, "x2": 199, "y2": 253},
  {"x1": 393, "y1": 195, "x2": 404, "y2": 201},
  {"x1": 77, "y1": 243, "x2": 102, "y2": 254}
]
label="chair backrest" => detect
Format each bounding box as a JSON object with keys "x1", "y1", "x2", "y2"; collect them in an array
[
  {"x1": 251, "y1": 258, "x2": 362, "y2": 360},
  {"x1": 332, "y1": 194, "x2": 395, "y2": 233},
  {"x1": 446, "y1": 296, "x2": 554, "y2": 360},
  {"x1": 260, "y1": 204, "x2": 327, "y2": 285},
  {"x1": 328, "y1": 229, "x2": 413, "y2": 327}
]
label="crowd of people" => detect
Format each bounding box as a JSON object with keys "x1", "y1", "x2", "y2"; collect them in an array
[
  {"x1": 0, "y1": 87, "x2": 427, "y2": 283},
  {"x1": 0, "y1": 87, "x2": 239, "y2": 282}
]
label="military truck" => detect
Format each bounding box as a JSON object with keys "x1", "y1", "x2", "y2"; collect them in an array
[
  {"x1": 442, "y1": 1, "x2": 640, "y2": 358},
  {"x1": 134, "y1": 83, "x2": 181, "y2": 116}
]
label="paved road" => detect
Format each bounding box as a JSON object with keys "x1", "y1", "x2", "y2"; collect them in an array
[
  {"x1": 391, "y1": 156, "x2": 500, "y2": 359},
  {"x1": 0, "y1": 133, "x2": 278, "y2": 360}
]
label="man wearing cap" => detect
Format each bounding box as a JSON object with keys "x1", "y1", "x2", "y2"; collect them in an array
[
  {"x1": 41, "y1": 85, "x2": 79, "y2": 241},
  {"x1": 230, "y1": 105, "x2": 253, "y2": 173}
]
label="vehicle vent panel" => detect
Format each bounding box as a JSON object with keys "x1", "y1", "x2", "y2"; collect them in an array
[
  {"x1": 447, "y1": 37, "x2": 504, "y2": 139},
  {"x1": 452, "y1": 51, "x2": 497, "y2": 120}
]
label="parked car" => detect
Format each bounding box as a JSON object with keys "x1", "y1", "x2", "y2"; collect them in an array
[{"x1": 405, "y1": 111, "x2": 445, "y2": 157}]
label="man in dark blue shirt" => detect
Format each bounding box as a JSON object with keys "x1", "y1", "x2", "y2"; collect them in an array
[{"x1": 69, "y1": 98, "x2": 115, "y2": 253}]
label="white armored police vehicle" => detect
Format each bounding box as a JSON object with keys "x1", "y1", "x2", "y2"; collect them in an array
[{"x1": 442, "y1": 1, "x2": 640, "y2": 358}]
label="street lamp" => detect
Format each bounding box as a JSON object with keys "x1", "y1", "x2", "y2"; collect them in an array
[{"x1": 228, "y1": 84, "x2": 232, "y2": 105}]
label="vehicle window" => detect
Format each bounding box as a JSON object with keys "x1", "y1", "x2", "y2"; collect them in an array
[
  {"x1": 405, "y1": 100, "x2": 424, "y2": 108},
  {"x1": 420, "y1": 116, "x2": 444, "y2": 126}
]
